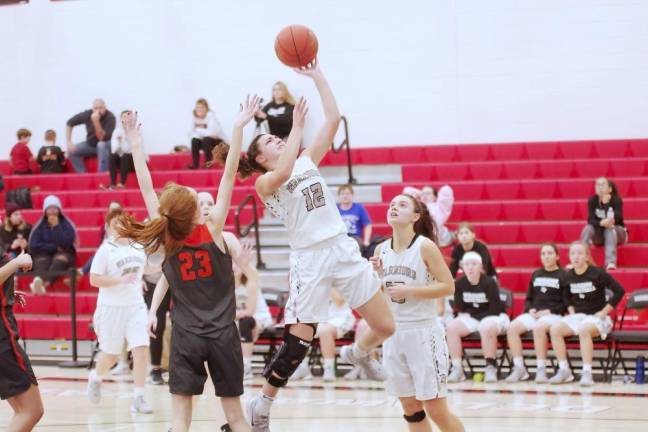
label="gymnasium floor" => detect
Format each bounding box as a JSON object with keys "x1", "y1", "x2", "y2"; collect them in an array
[{"x1": 1, "y1": 366, "x2": 646, "y2": 431}]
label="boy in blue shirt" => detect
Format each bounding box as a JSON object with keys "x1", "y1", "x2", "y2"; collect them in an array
[{"x1": 336, "y1": 184, "x2": 372, "y2": 248}]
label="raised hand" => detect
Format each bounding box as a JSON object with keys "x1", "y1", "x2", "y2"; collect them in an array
[
  {"x1": 234, "y1": 94, "x2": 261, "y2": 128},
  {"x1": 293, "y1": 58, "x2": 320, "y2": 77},
  {"x1": 122, "y1": 111, "x2": 143, "y2": 148},
  {"x1": 14, "y1": 290, "x2": 28, "y2": 308},
  {"x1": 292, "y1": 97, "x2": 309, "y2": 129}
]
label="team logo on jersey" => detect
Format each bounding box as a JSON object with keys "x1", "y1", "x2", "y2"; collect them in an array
[
  {"x1": 286, "y1": 169, "x2": 319, "y2": 193},
  {"x1": 570, "y1": 282, "x2": 595, "y2": 295},
  {"x1": 463, "y1": 292, "x2": 488, "y2": 307},
  {"x1": 384, "y1": 265, "x2": 417, "y2": 280},
  {"x1": 534, "y1": 277, "x2": 560, "y2": 293}
]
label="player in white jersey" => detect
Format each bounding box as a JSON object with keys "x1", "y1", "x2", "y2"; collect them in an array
[
  {"x1": 214, "y1": 61, "x2": 395, "y2": 431},
  {"x1": 372, "y1": 194, "x2": 464, "y2": 432}
]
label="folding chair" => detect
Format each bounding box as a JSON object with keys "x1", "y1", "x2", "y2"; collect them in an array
[{"x1": 607, "y1": 288, "x2": 648, "y2": 381}]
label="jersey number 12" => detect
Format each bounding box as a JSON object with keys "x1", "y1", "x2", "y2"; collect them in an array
[
  {"x1": 301, "y1": 182, "x2": 326, "y2": 212},
  {"x1": 178, "y1": 251, "x2": 213, "y2": 281}
]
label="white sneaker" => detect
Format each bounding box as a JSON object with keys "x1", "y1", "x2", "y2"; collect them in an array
[
  {"x1": 484, "y1": 365, "x2": 499, "y2": 383},
  {"x1": 505, "y1": 366, "x2": 530, "y2": 383},
  {"x1": 339, "y1": 345, "x2": 386, "y2": 381},
  {"x1": 112, "y1": 362, "x2": 131, "y2": 376},
  {"x1": 534, "y1": 367, "x2": 549, "y2": 384},
  {"x1": 579, "y1": 370, "x2": 594, "y2": 387},
  {"x1": 246, "y1": 396, "x2": 271, "y2": 432},
  {"x1": 291, "y1": 361, "x2": 312, "y2": 381},
  {"x1": 344, "y1": 366, "x2": 361, "y2": 380},
  {"x1": 243, "y1": 364, "x2": 254, "y2": 381},
  {"x1": 29, "y1": 276, "x2": 46, "y2": 296},
  {"x1": 322, "y1": 367, "x2": 336, "y2": 382},
  {"x1": 131, "y1": 395, "x2": 153, "y2": 414},
  {"x1": 87, "y1": 377, "x2": 101, "y2": 404},
  {"x1": 549, "y1": 368, "x2": 574, "y2": 384},
  {"x1": 447, "y1": 366, "x2": 466, "y2": 383}
]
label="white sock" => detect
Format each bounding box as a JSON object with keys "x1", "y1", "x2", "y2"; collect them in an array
[
  {"x1": 324, "y1": 359, "x2": 335, "y2": 371},
  {"x1": 537, "y1": 359, "x2": 546, "y2": 369},
  {"x1": 513, "y1": 357, "x2": 524, "y2": 368},
  {"x1": 582, "y1": 363, "x2": 592, "y2": 373},
  {"x1": 352, "y1": 343, "x2": 368, "y2": 359},
  {"x1": 256, "y1": 393, "x2": 274, "y2": 416},
  {"x1": 244, "y1": 357, "x2": 252, "y2": 368},
  {"x1": 558, "y1": 361, "x2": 570, "y2": 371},
  {"x1": 451, "y1": 358, "x2": 462, "y2": 369},
  {"x1": 89, "y1": 370, "x2": 103, "y2": 383},
  {"x1": 133, "y1": 387, "x2": 145, "y2": 398}
]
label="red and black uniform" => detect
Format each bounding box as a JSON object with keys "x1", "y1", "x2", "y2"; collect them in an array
[
  {"x1": 162, "y1": 224, "x2": 243, "y2": 397},
  {"x1": 0, "y1": 254, "x2": 37, "y2": 400}
]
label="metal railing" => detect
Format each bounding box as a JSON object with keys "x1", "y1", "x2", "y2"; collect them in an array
[
  {"x1": 235, "y1": 194, "x2": 266, "y2": 269},
  {"x1": 330, "y1": 115, "x2": 356, "y2": 184}
]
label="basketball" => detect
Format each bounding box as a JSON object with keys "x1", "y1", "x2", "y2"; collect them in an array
[{"x1": 274, "y1": 25, "x2": 319, "y2": 68}]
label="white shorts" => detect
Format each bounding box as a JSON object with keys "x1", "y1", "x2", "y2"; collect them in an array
[
  {"x1": 457, "y1": 313, "x2": 510, "y2": 335},
  {"x1": 383, "y1": 324, "x2": 449, "y2": 400},
  {"x1": 561, "y1": 313, "x2": 613, "y2": 340},
  {"x1": 285, "y1": 235, "x2": 380, "y2": 324},
  {"x1": 93, "y1": 303, "x2": 149, "y2": 355},
  {"x1": 513, "y1": 313, "x2": 563, "y2": 331}
]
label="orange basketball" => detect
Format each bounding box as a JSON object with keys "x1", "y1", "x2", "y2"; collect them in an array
[{"x1": 274, "y1": 25, "x2": 319, "y2": 68}]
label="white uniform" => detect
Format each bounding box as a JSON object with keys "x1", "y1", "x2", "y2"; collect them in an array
[
  {"x1": 236, "y1": 285, "x2": 273, "y2": 330},
  {"x1": 263, "y1": 155, "x2": 380, "y2": 324},
  {"x1": 378, "y1": 236, "x2": 449, "y2": 400},
  {"x1": 90, "y1": 238, "x2": 149, "y2": 355}
]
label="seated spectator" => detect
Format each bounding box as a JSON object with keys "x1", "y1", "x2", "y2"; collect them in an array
[
  {"x1": 581, "y1": 177, "x2": 627, "y2": 270},
  {"x1": 254, "y1": 81, "x2": 295, "y2": 139},
  {"x1": 292, "y1": 289, "x2": 357, "y2": 382},
  {"x1": 187, "y1": 98, "x2": 226, "y2": 169},
  {"x1": 28, "y1": 195, "x2": 78, "y2": 295},
  {"x1": 0, "y1": 203, "x2": 31, "y2": 258},
  {"x1": 37, "y1": 130, "x2": 66, "y2": 174},
  {"x1": 403, "y1": 185, "x2": 455, "y2": 247},
  {"x1": 336, "y1": 184, "x2": 372, "y2": 249},
  {"x1": 66, "y1": 98, "x2": 116, "y2": 173},
  {"x1": 505, "y1": 244, "x2": 568, "y2": 383},
  {"x1": 446, "y1": 252, "x2": 509, "y2": 383},
  {"x1": 10, "y1": 128, "x2": 35, "y2": 175},
  {"x1": 548, "y1": 241, "x2": 625, "y2": 387},
  {"x1": 449, "y1": 222, "x2": 497, "y2": 280},
  {"x1": 104, "y1": 110, "x2": 138, "y2": 189}
]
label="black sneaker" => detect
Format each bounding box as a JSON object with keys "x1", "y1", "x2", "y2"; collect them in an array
[{"x1": 150, "y1": 368, "x2": 165, "y2": 385}]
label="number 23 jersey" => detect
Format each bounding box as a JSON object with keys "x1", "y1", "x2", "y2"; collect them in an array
[{"x1": 263, "y1": 155, "x2": 347, "y2": 249}]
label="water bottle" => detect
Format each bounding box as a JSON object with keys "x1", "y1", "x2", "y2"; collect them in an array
[{"x1": 636, "y1": 356, "x2": 645, "y2": 384}]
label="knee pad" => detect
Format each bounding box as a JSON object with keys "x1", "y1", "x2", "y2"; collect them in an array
[
  {"x1": 238, "y1": 316, "x2": 257, "y2": 343},
  {"x1": 403, "y1": 410, "x2": 426, "y2": 423},
  {"x1": 263, "y1": 331, "x2": 312, "y2": 387}
]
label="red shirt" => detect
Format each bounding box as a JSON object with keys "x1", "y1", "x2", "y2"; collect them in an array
[{"x1": 10, "y1": 142, "x2": 33, "y2": 173}]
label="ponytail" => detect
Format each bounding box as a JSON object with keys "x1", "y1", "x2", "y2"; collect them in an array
[
  {"x1": 403, "y1": 193, "x2": 438, "y2": 244},
  {"x1": 209, "y1": 140, "x2": 266, "y2": 179}
]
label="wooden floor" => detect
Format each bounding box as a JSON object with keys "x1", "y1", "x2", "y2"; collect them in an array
[{"x1": 2, "y1": 366, "x2": 647, "y2": 431}]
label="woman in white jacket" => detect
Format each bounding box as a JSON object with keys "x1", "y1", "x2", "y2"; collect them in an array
[{"x1": 188, "y1": 98, "x2": 227, "y2": 169}]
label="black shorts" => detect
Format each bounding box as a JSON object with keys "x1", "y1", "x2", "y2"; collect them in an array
[
  {"x1": 0, "y1": 342, "x2": 38, "y2": 400},
  {"x1": 169, "y1": 323, "x2": 243, "y2": 397}
]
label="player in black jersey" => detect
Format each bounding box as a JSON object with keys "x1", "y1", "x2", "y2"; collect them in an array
[
  {"x1": 117, "y1": 97, "x2": 264, "y2": 432},
  {"x1": 0, "y1": 251, "x2": 44, "y2": 431}
]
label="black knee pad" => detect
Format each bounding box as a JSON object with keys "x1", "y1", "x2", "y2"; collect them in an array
[
  {"x1": 263, "y1": 331, "x2": 312, "y2": 387},
  {"x1": 238, "y1": 316, "x2": 257, "y2": 343},
  {"x1": 404, "y1": 410, "x2": 426, "y2": 423}
]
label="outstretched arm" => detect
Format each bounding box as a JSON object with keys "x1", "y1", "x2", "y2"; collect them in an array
[
  {"x1": 208, "y1": 96, "x2": 260, "y2": 234},
  {"x1": 300, "y1": 61, "x2": 341, "y2": 166},
  {"x1": 123, "y1": 112, "x2": 159, "y2": 218},
  {"x1": 254, "y1": 97, "x2": 308, "y2": 197}
]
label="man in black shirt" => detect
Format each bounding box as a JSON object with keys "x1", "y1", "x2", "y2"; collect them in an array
[{"x1": 66, "y1": 99, "x2": 116, "y2": 173}]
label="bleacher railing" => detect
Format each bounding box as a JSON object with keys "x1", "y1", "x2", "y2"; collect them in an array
[
  {"x1": 235, "y1": 194, "x2": 266, "y2": 269},
  {"x1": 331, "y1": 115, "x2": 356, "y2": 185}
]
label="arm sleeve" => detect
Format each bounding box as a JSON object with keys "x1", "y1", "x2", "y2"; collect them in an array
[
  {"x1": 36, "y1": 147, "x2": 46, "y2": 164},
  {"x1": 613, "y1": 197, "x2": 624, "y2": 226},
  {"x1": 587, "y1": 196, "x2": 599, "y2": 226},
  {"x1": 67, "y1": 111, "x2": 88, "y2": 127},
  {"x1": 478, "y1": 242, "x2": 498, "y2": 277},
  {"x1": 563, "y1": 277, "x2": 573, "y2": 308},
  {"x1": 524, "y1": 273, "x2": 535, "y2": 311},
  {"x1": 56, "y1": 147, "x2": 65, "y2": 165},
  {"x1": 55, "y1": 221, "x2": 77, "y2": 248},
  {"x1": 359, "y1": 204, "x2": 371, "y2": 227},
  {"x1": 205, "y1": 112, "x2": 225, "y2": 140},
  {"x1": 453, "y1": 279, "x2": 463, "y2": 312},
  {"x1": 269, "y1": 104, "x2": 294, "y2": 134},
  {"x1": 600, "y1": 271, "x2": 625, "y2": 307}
]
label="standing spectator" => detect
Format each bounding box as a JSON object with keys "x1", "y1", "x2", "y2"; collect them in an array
[
  {"x1": 580, "y1": 177, "x2": 627, "y2": 270},
  {"x1": 255, "y1": 81, "x2": 295, "y2": 139},
  {"x1": 9, "y1": 128, "x2": 35, "y2": 175},
  {"x1": 403, "y1": 185, "x2": 455, "y2": 247},
  {"x1": 36, "y1": 130, "x2": 66, "y2": 174},
  {"x1": 449, "y1": 223, "x2": 497, "y2": 280},
  {"x1": 336, "y1": 184, "x2": 372, "y2": 249},
  {"x1": 27, "y1": 195, "x2": 78, "y2": 295},
  {"x1": 105, "y1": 110, "x2": 137, "y2": 189},
  {"x1": 66, "y1": 98, "x2": 116, "y2": 173},
  {"x1": 187, "y1": 98, "x2": 226, "y2": 169},
  {"x1": 0, "y1": 203, "x2": 32, "y2": 258}
]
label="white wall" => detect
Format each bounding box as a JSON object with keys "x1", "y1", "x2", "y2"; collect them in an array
[{"x1": 1, "y1": 0, "x2": 648, "y2": 159}]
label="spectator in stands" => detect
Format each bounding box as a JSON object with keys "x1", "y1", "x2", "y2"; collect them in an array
[
  {"x1": 254, "y1": 81, "x2": 295, "y2": 139},
  {"x1": 27, "y1": 195, "x2": 78, "y2": 295},
  {"x1": 36, "y1": 130, "x2": 66, "y2": 174},
  {"x1": 449, "y1": 222, "x2": 497, "y2": 280},
  {"x1": 105, "y1": 110, "x2": 138, "y2": 189},
  {"x1": 580, "y1": 177, "x2": 628, "y2": 270},
  {"x1": 66, "y1": 98, "x2": 116, "y2": 173},
  {"x1": 446, "y1": 252, "x2": 508, "y2": 383},
  {"x1": 505, "y1": 244, "x2": 568, "y2": 383},
  {"x1": 403, "y1": 185, "x2": 455, "y2": 247},
  {"x1": 187, "y1": 98, "x2": 226, "y2": 169},
  {"x1": 9, "y1": 128, "x2": 35, "y2": 175},
  {"x1": 337, "y1": 184, "x2": 372, "y2": 249},
  {"x1": 292, "y1": 289, "x2": 357, "y2": 382},
  {"x1": 0, "y1": 203, "x2": 31, "y2": 258},
  {"x1": 548, "y1": 241, "x2": 625, "y2": 387}
]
